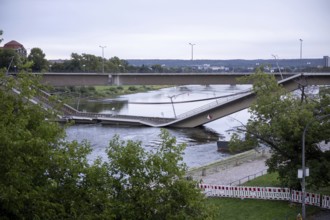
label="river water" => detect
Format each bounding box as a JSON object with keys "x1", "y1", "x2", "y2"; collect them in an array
[{"x1": 65, "y1": 84, "x2": 251, "y2": 168}]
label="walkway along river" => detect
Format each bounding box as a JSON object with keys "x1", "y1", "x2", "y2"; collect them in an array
[{"x1": 65, "y1": 84, "x2": 251, "y2": 168}]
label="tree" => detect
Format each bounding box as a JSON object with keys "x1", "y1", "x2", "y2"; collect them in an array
[
  {"x1": 0, "y1": 48, "x2": 18, "y2": 71},
  {"x1": 229, "y1": 69, "x2": 330, "y2": 189},
  {"x1": 104, "y1": 130, "x2": 213, "y2": 219},
  {"x1": 28, "y1": 47, "x2": 48, "y2": 72},
  {"x1": 0, "y1": 30, "x2": 3, "y2": 43},
  {"x1": 0, "y1": 70, "x2": 213, "y2": 219},
  {"x1": 0, "y1": 31, "x2": 32, "y2": 72},
  {"x1": 0, "y1": 71, "x2": 97, "y2": 218}
]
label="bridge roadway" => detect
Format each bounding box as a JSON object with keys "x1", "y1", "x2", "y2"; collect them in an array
[
  {"x1": 50, "y1": 73, "x2": 330, "y2": 128},
  {"x1": 37, "y1": 72, "x2": 292, "y2": 86}
]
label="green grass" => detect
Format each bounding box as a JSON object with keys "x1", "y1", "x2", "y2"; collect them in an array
[
  {"x1": 244, "y1": 172, "x2": 330, "y2": 195},
  {"x1": 205, "y1": 172, "x2": 327, "y2": 219},
  {"x1": 50, "y1": 85, "x2": 169, "y2": 102},
  {"x1": 313, "y1": 187, "x2": 330, "y2": 196},
  {"x1": 94, "y1": 85, "x2": 168, "y2": 97},
  {"x1": 244, "y1": 172, "x2": 282, "y2": 187},
  {"x1": 206, "y1": 197, "x2": 320, "y2": 220}
]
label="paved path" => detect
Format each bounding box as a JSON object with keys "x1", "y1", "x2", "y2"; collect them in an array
[{"x1": 198, "y1": 158, "x2": 268, "y2": 185}]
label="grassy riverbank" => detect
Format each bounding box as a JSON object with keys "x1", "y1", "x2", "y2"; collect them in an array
[
  {"x1": 49, "y1": 85, "x2": 169, "y2": 100},
  {"x1": 94, "y1": 85, "x2": 168, "y2": 98}
]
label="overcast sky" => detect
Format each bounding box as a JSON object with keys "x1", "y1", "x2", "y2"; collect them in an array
[{"x1": 1, "y1": 0, "x2": 329, "y2": 60}]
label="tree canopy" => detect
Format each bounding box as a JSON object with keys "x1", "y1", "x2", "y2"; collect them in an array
[
  {"x1": 28, "y1": 47, "x2": 48, "y2": 72},
  {"x1": 0, "y1": 30, "x2": 3, "y2": 43},
  {"x1": 50, "y1": 53, "x2": 130, "y2": 73},
  {"x1": 229, "y1": 69, "x2": 330, "y2": 189},
  {"x1": 0, "y1": 70, "x2": 212, "y2": 219}
]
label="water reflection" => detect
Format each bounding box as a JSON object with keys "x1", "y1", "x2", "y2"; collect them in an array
[
  {"x1": 80, "y1": 100, "x2": 127, "y2": 114},
  {"x1": 65, "y1": 85, "x2": 251, "y2": 167},
  {"x1": 65, "y1": 124, "x2": 226, "y2": 168}
]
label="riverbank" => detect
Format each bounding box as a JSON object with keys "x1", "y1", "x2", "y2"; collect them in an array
[
  {"x1": 49, "y1": 85, "x2": 170, "y2": 100},
  {"x1": 187, "y1": 148, "x2": 270, "y2": 185}
]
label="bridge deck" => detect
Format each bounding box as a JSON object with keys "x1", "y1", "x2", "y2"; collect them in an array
[{"x1": 31, "y1": 73, "x2": 330, "y2": 128}]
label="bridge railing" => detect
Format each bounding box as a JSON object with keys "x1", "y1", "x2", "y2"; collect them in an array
[{"x1": 176, "y1": 89, "x2": 252, "y2": 120}]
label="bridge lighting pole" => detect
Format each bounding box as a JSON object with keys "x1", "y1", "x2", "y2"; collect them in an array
[
  {"x1": 99, "y1": 45, "x2": 106, "y2": 73},
  {"x1": 189, "y1": 43, "x2": 195, "y2": 60},
  {"x1": 168, "y1": 96, "x2": 177, "y2": 118},
  {"x1": 301, "y1": 113, "x2": 330, "y2": 219},
  {"x1": 272, "y1": 54, "x2": 283, "y2": 80},
  {"x1": 168, "y1": 93, "x2": 186, "y2": 118}
]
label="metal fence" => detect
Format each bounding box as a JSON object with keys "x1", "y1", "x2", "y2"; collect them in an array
[{"x1": 229, "y1": 169, "x2": 268, "y2": 186}]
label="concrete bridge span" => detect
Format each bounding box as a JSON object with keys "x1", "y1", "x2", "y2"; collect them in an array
[
  {"x1": 37, "y1": 72, "x2": 291, "y2": 86},
  {"x1": 27, "y1": 72, "x2": 330, "y2": 128},
  {"x1": 168, "y1": 73, "x2": 330, "y2": 127},
  {"x1": 57, "y1": 73, "x2": 330, "y2": 128}
]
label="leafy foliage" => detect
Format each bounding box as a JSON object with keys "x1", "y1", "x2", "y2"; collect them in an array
[
  {"x1": 229, "y1": 69, "x2": 330, "y2": 189},
  {"x1": 104, "y1": 130, "x2": 214, "y2": 219},
  {"x1": 28, "y1": 47, "x2": 48, "y2": 72},
  {"x1": 0, "y1": 71, "x2": 212, "y2": 219},
  {"x1": 0, "y1": 30, "x2": 3, "y2": 43},
  {"x1": 0, "y1": 48, "x2": 27, "y2": 72},
  {"x1": 228, "y1": 133, "x2": 258, "y2": 153},
  {"x1": 50, "y1": 53, "x2": 130, "y2": 73}
]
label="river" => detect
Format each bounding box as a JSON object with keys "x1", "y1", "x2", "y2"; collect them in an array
[{"x1": 65, "y1": 84, "x2": 251, "y2": 168}]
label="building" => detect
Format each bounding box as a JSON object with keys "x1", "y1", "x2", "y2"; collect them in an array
[
  {"x1": 1, "y1": 40, "x2": 27, "y2": 57},
  {"x1": 324, "y1": 56, "x2": 330, "y2": 67}
]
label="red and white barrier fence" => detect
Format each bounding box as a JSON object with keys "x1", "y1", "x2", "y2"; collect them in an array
[
  {"x1": 291, "y1": 190, "x2": 321, "y2": 206},
  {"x1": 322, "y1": 195, "x2": 330, "y2": 209},
  {"x1": 198, "y1": 184, "x2": 328, "y2": 209},
  {"x1": 198, "y1": 184, "x2": 290, "y2": 200}
]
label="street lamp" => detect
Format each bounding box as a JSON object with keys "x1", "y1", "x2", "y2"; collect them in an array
[
  {"x1": 301, "y1": 113, "x2": 330, "y2": 219},
  {"x1": 271, "y1": 54, "x2": 283, "y2": 80},
  {"x1": 189, "y1": 43, "x2": 195, "y2": 60},
  {"x1": 99, "y1": 45, "x2": 106, "y2": 73},
  {"x1": 168, "y1": 93, "x2": 186, "y2": 118},
  {"x1": 299, "y1": 39, "x2": 303, "y2": 60},
  {"x1": 168, "y1": 95, "x2": 177, "y2": 118}
]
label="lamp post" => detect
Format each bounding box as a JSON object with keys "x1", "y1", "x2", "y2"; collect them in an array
[
  {"x1": 99, "y1": 45, "x2": 106, "y2": 73},
  {"x1": 301, "y1": 113, "x2": 330, "y2": 219},
  {"x1": 299, "y1": 39, "x2": 303, "y2": 60},
  {"x1": 168, "y1": 95, "x2": 177, "y2": 118},
  {"x1": 168, "y1": 93, "x2": 186, "y2": 118},
  {"x1": 271, "y1": 54, "x2": 283, "y2": 80},
  {"x1": 189, "y1": 43, "x2": 195, "y2": 60}
]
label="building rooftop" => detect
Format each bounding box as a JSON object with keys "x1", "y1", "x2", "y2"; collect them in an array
[{"x1": 3, "y1": 40, "x2": 24, "y2": 49}]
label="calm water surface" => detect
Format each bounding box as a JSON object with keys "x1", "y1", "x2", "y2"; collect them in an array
[{"x1": 65, "y1": 85, "x2": 251, "y2": 168}]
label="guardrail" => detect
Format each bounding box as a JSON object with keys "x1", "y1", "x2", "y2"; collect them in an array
[
  {"x1": 176, "y1": 89, "x2": 252, "y2": 120},
  {"x1": 229, "y1": 169, "x2": 268, "y2": 186}
]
